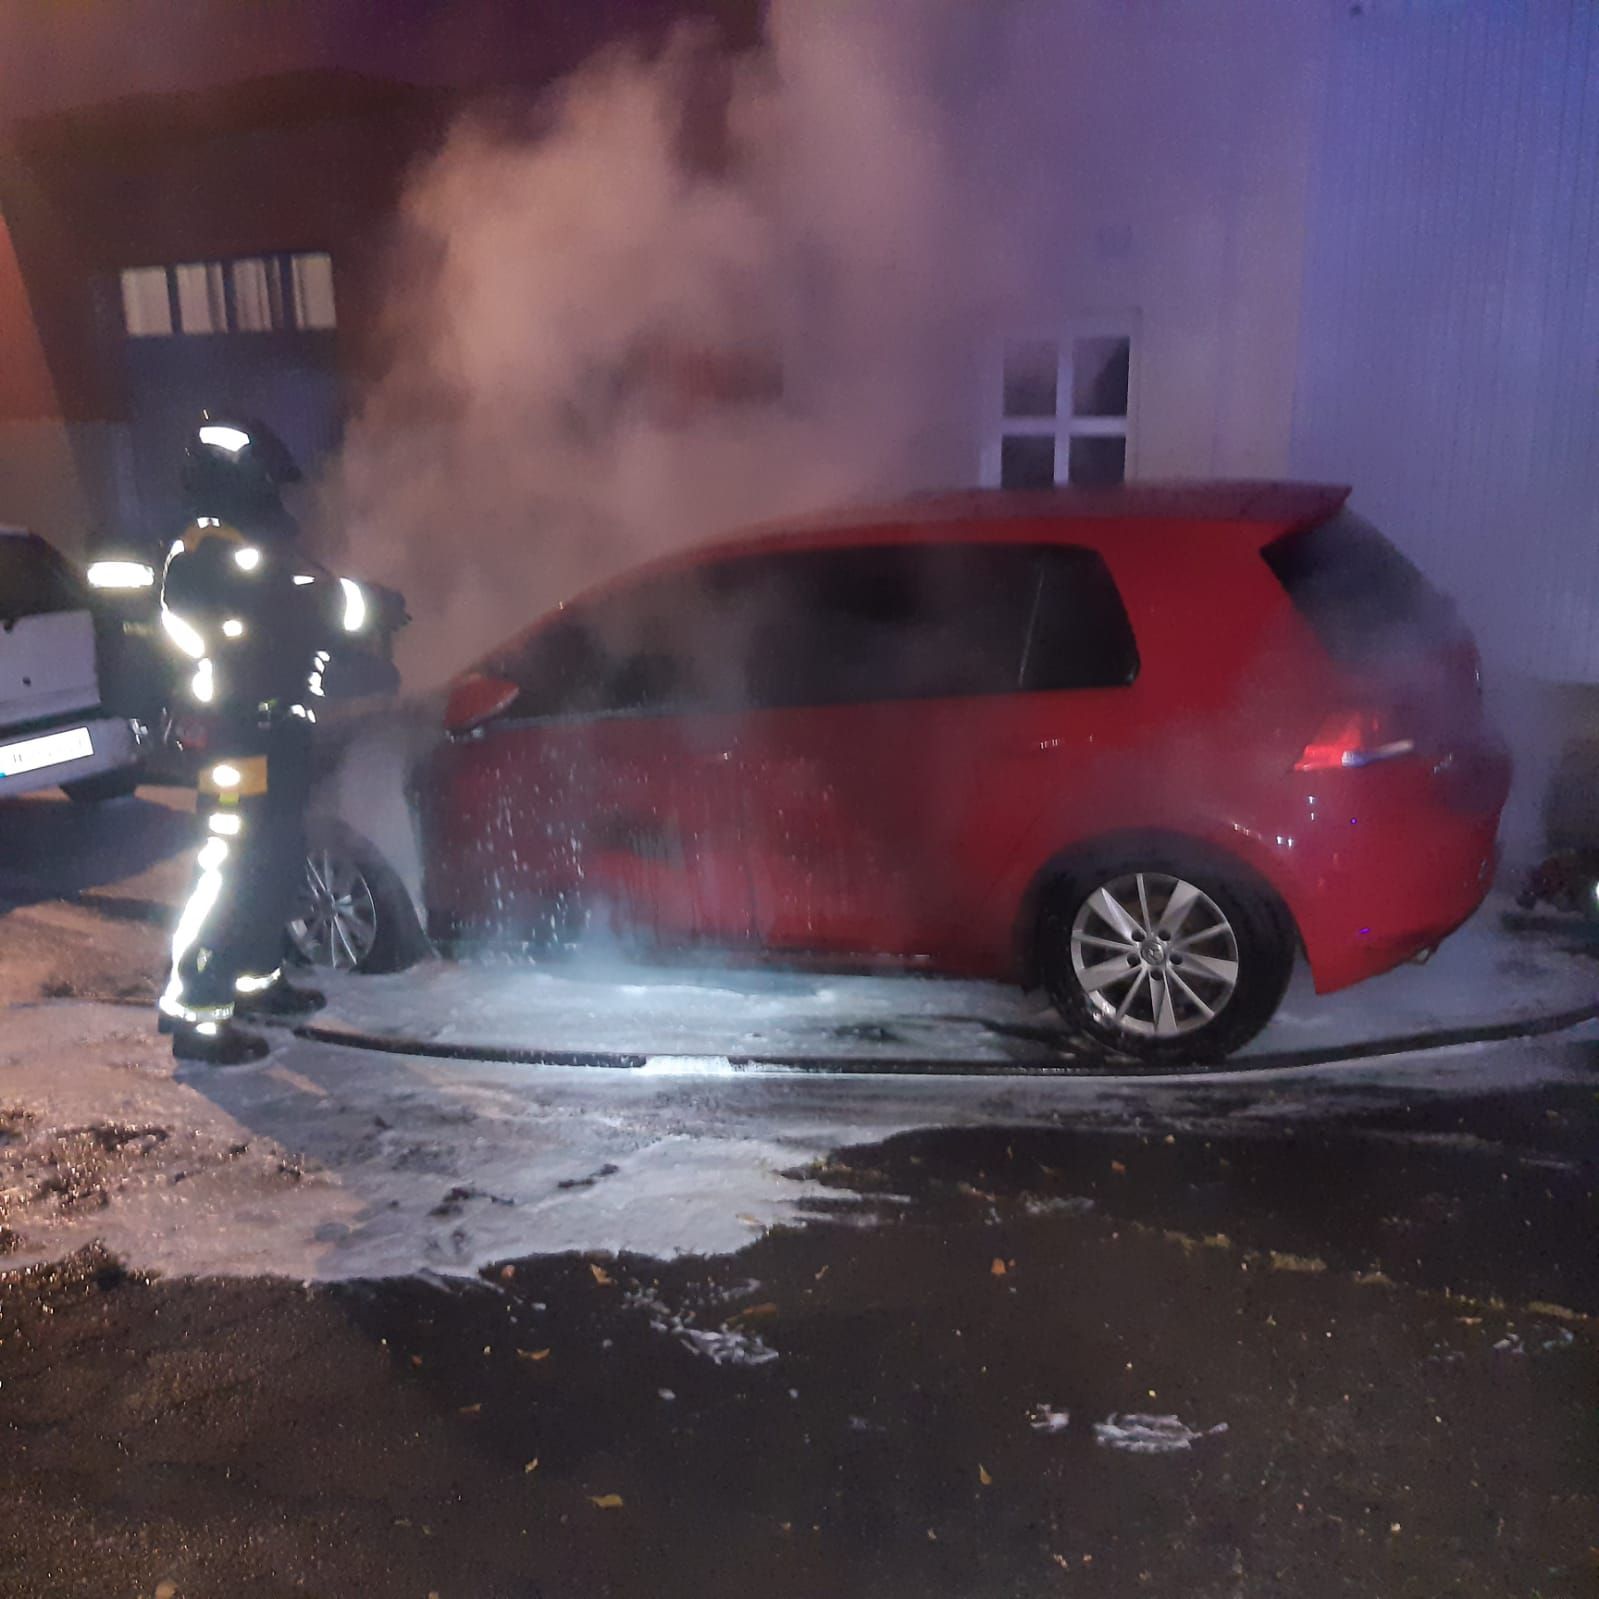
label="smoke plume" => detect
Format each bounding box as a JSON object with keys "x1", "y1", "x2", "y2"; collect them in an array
[{"x1": 329, "y1": 3, "x2": 1018, "y2": 687}]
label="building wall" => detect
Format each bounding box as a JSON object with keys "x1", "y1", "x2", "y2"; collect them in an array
[
  {"x1": 0, "y1": 190, "x2": 129, "y2": 551},
  {"x1": 8, "y1": 0, "x2": 1596, "y2": 681},
  {"x1": 0, "y1": 422, "x2": 134, "y2": 557},
  {"x1": 925, "y1": 0, "x2": 1597, "y2": 696},
  {"x1": 0, "y1": 79, "x2": 441, "y2": 551},
  {"x1": 0, "y1": 0, "x2": 749, "y2": 123},
  {"x1": 0, "y1": 0, "x2": 753, "y2": 552},
  {"x1": 922, "y1": 0, "x2": 1329, "y2": 492},
  {"x1": 1290, "y1": 0, "x2": 1599, "y2": 686}
]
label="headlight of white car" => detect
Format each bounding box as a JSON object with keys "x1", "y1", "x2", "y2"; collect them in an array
[{"x1": 86, "y1": 559, "x2": 155, "y2": 590}]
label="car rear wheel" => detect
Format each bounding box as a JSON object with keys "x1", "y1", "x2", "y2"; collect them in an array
[
  {"x1": 1038, "y1": 858, "x2": 1294, "y2": 1064},
  {"x1": 285, "y1": 822, "x2": 422, "y2": 976}
]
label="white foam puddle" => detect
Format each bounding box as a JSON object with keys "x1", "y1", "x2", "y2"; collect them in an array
[
  {"x1": 1028, "y1": 1404, "x2": 1071, "y2": 1434},
  {"x1": 626, "y1": 1284, "x2": 781, "y2": 1367},
  {"x1": 0, "y1": 992, "x2": 1590, "y2": 1283},
  {"x1": 1093, "y1": 1413, "x2": 1230, "y2": 1454},
  {"x1": 639, "y1": 1056, "x2": 737, "y2": 1077}
]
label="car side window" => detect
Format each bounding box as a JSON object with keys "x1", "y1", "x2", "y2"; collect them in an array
[
  {"x1": 0, "y1": 535, "x2": 86, "y2": 622},
  {"x1": 490, "y1": 572, "x2": 731, "y2": 721},
  {"x1": 729, "y1": 542, "x2": 1136, "y2": 711},
  {"x1": 492, "y1": 614, "x2": 613, "y2": 720},
  {"x1": 490, "y1": 540, "x2": 1138, "y2": 723},
  {"x1": 592, "y1": 574, "x2": 717, "y2": 715},
  {"x1": 732, "y1": 548, "x2": 926, "y2": 710},
  {"x1": 1021, "y1": 547, "x2": 1140, "y2": 690}
]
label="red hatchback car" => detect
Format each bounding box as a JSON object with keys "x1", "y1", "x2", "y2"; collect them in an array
[{"x1": 408, "y1": 483, "x2": 1508, "y2": 1061}]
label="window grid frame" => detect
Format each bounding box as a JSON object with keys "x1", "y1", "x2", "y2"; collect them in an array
[
  {"x1": 117, "y1": 251, "x2": 336, "y2": 339},
  {"x1": 981, "y1": 315, "x2": 1139, "y2": 490}
]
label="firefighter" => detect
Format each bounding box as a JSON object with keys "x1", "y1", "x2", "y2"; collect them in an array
[{"x1": 157, "y1": 415, "x2": 381, "y2": 1064}]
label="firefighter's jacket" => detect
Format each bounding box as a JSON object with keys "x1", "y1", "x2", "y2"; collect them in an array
[{"x1": 158, "y1": 519, "x2": 376, "y2": 743}]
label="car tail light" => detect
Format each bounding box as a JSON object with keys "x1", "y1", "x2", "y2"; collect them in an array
[{"x1": 1293, "y1": 710, "x2": 1416, "y2": 772}]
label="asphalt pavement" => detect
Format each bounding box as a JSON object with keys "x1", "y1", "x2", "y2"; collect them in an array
[
  {"x1": 0, "y1": 789, "x2": 1595, "y2": 1597},
  {"x1": 1, "y1": 1047, "x2": 1594, "y2": 1598}
]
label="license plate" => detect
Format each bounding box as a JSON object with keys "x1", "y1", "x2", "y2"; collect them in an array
[{"x1": 0, "y1": 725, "x2": 93, "y2": 780}]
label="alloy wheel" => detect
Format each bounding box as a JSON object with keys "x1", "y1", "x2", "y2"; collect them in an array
[
  {"x1": 1069, "y1": 871, "x2": 1241, "y2": 1039},
  {"x1": 287, "y1": 847, "x2": 380, "y2": 972}
]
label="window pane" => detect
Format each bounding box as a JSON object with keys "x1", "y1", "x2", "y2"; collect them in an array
[
  {"x1": 1067, "y1": 434, "x2": 1126, "y2": 487},
  {"x1": 490, "y1": 615, "x2": 613, "y2": 720},
  {"x1": 290, "y1": 252, "x2": 337, "y2": 330},
  {"x1": 738, "y1": 545, "x2": 1046, "y2": 710},
  {"x1": 120, "y1": 267, "x2": 172, "y2": 337},
  {"x1": 490, "y1": 573, "x2": 734, "y2": 720},
  {"x1": 1071, "y1": 336, "x2": 1130, "y2": 418},
  {"x1": 903, "y1": 546, "x2": 1046, "y2": 699},
  {"x1": 497, "y1": 542, "x2": 1138, "y2": 722},
  {"x1": 1002, "y1": 340, "x2": 1058, "y2": 419},
  {"x1": 1000, "y1": 434, "x2": 1058, "y2": 490},
  {"x1": 231, "y1": 258, "x2": 281, "y2": 332},
  {"x1": 174, "y1": 261, "x2": 225, "y2": 334},
  {"x1": 592, "y1": 577, "x2": 709, "y2": 715},
  {"x1": 1022, "y1": 547, "x2": 1140, "y2": 691}
]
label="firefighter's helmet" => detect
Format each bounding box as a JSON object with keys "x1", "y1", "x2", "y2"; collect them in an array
[{"x1": 180, "y1": 415, "x2": 303, "y2": 531}]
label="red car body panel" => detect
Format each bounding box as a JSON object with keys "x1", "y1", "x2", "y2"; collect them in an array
[{"x1": 420, "y1": 483, "x2": 1510, "y2": 999}]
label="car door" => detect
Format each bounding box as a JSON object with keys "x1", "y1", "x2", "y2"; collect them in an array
[
  {"x1": 0, "y1": 530, "x2": 100, "y2": 732},
  {"x1": 728, "y1": 539, "x2": 1141, "y2": 967},
  {"x1": 541, "y1": 571, "x2": 753, "y2": 949},
  {"x1": 423, "y1": 571, "x2": 754, "y2": 950}
]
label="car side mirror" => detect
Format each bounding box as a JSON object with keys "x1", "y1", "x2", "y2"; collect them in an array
[{"x1": 444, "y1": 673, "x2": 519, "y2": 734}]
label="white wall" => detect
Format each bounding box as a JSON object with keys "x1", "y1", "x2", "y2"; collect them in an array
[
  {"x1": 924, "y1": 0, "x2": 1598, "y2": 693},
  {"x1": 927, "y1": 0, "x2": 1329, "y2": 487},
  {"x1": 1290, "y1": 0, "x2": 1599, "y2": 686}
]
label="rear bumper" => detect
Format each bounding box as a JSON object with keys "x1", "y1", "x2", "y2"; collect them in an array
[
  {"x1": 1280, "y1": 740, "x2": 1511, "y2": 994},
  {"x1": 1303, "y1": 827, "x2": 1500, "y2": 993},
  {"x1": 0, "y1": 710, "x2": 143, "y2": 800}
]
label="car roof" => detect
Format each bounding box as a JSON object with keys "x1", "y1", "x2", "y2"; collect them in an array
[
  {"x1": 481, "y1": 480, "x2": 1352, "y2": 673},
  {"x1": 713, "y1": 481, "x2": 1350, "y2": 553},
  {"x1": 588, "y1": 480, "x2": 1351, "y2": 598}
]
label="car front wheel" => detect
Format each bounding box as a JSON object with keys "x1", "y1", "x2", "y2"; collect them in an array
[
  {"x1": 285, "y1": 823, "x2": 422, "y2": 975},
  {"x1": 1038, "y1": 859, "x2": 1294, "y2": 1064}
]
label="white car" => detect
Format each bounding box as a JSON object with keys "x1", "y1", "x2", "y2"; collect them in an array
[{"x1": 0, "y1": 525, "x2": 145, "y2": 802}]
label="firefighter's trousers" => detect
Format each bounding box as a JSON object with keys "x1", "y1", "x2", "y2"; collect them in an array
[{"x1": 160, "y1": 719, "x2": 313, "y2": 1027}]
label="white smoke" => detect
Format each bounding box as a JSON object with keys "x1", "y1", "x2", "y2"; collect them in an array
[{"x1": 328, "y1": 4, "x2": 1019, "y2": 687}]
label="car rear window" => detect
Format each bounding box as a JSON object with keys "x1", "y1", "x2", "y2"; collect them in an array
[
  {"x1": 0, "y1": 534, "x2": 85, "y2": 621},
  {"x1": 1261, "y1": 510, "x2": 1452, "y2": 662}
]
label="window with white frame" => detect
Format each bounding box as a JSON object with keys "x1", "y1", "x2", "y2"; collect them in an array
[
  {"x1": 118, "y1": 252, "x2": 336, "y2": 338},
  {"x1": 120, "y1": 266, "x2": 173, "y2": 337},
  {"x1": 982, "y1": 327, "x2": 1134, "y2": 489},
  {"x1": 174, "y1": 261, "x2": 226, "y2": 334}
]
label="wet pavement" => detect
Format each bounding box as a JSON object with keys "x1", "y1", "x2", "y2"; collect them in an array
[
  {"x1": 3, "y1": 787, "x2": 1597, "y2": 1596},
  {"x1": 2, "y1": 1051, "x2": 1594, "y2": 1599}
]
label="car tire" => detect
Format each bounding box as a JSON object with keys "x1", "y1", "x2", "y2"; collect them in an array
[
  {"x1": 61, "y1": 767, "x2": 141, "y2": 804},
  {"x1": 1037, "y1": 852, "x2": 1294, "y2": 1065},
  {"x1": 284, "y1": 819, "x2": 424, "y2": 976}
]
